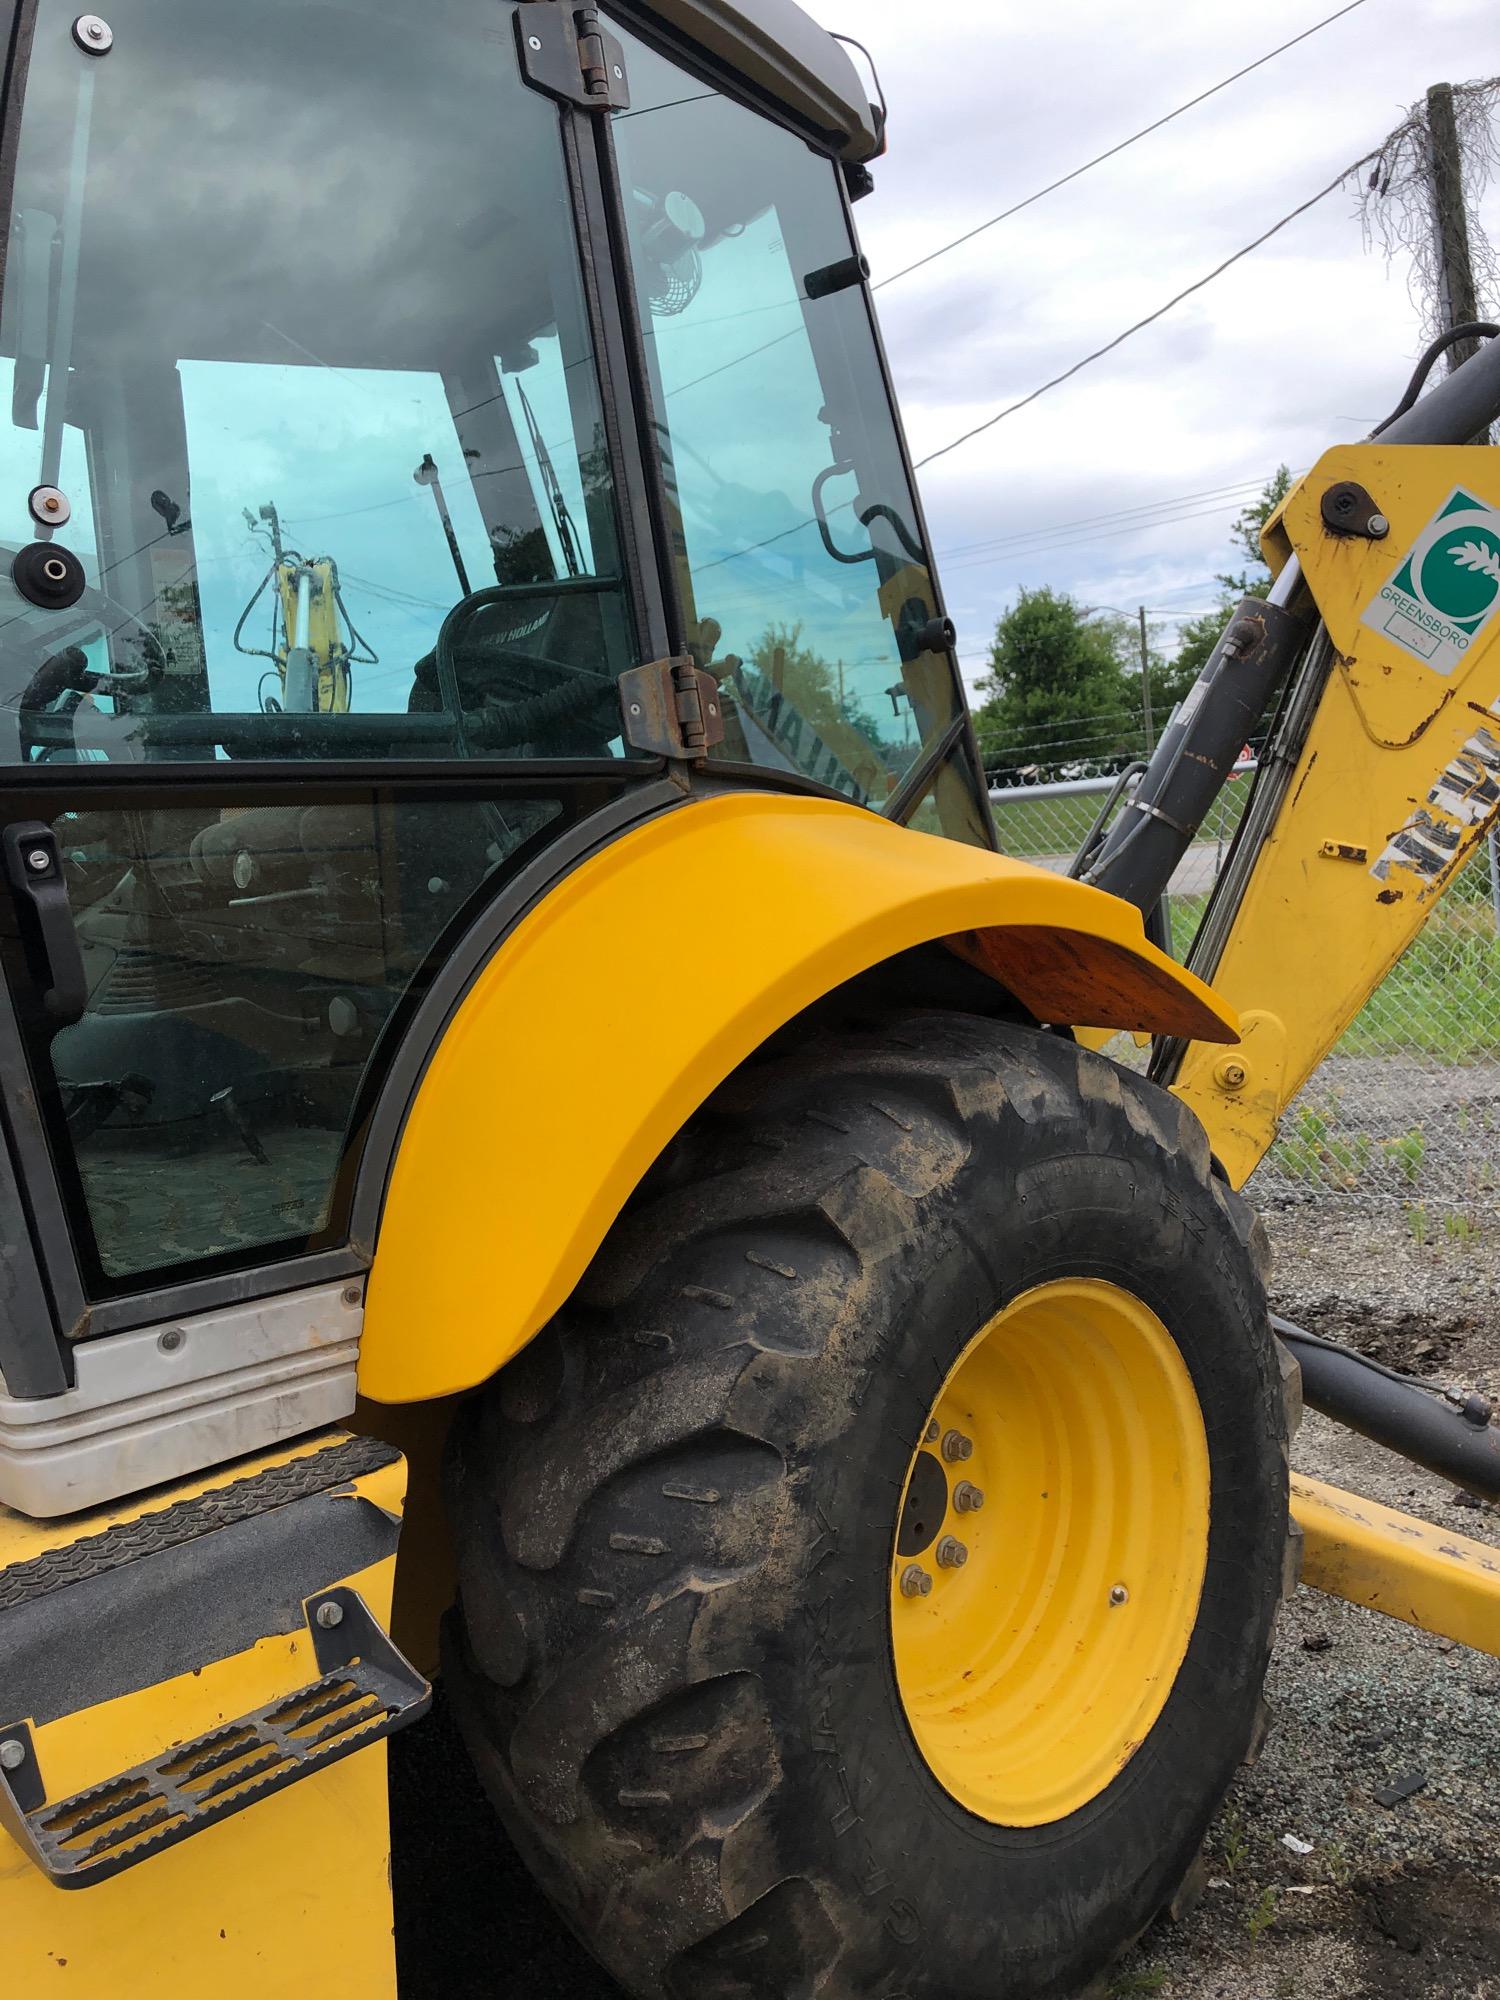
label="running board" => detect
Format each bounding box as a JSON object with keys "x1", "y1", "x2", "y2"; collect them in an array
[{"x1": 0, "y1": 1586, "x2": 428, "y2": 1888}]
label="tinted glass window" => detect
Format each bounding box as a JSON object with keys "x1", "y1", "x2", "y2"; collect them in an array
[
  {"x1": 9, "y1": 789, "x2": 572, "y2": 1290},
  {"x1": 0, "y1": 0, "x2": 636, "y2": 764},
  {"x1": 609, "y1": 27, "x2": 963, "y2": 809}
]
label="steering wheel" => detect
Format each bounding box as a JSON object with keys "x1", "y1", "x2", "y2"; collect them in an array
[{"x1": 426, "y1": 579, "x2": 623, "y2": 751}]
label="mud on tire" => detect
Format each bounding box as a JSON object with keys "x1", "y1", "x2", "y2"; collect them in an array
[{"x1": 444, "y1": 1013, "x2": 1288, "y2": 1999}]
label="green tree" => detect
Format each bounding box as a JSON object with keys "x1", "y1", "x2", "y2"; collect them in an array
[
  {"x1": 1170, "y1": 465, "x2": 1293, "y2": 685},
  {"x1": 750, "y1": 620, "x2": 843, "y2": 729},
  {"x1": 974, "y1": 588, "x2": 1140, "y2": 780}
]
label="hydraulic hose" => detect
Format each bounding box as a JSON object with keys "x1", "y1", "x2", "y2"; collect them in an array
[
  {"x1": 1275, "y1": 1316, "x2": 1500, "y2": 1502},
  {"x1": 1085, "y1": 333, "x2": 1500, "y2": 915}
]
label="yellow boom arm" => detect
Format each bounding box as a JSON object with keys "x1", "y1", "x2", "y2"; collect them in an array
[{"x1": 1174, "y1": 444, "x2": 1500, "y2": 1182}]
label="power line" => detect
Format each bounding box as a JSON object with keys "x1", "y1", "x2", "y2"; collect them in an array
[
  {"x1": 933, "y1": 473, "x2": 1275, "y2": 562},
  {"x1": 874, "y1": 0, "x2": 1372, "y2": 292},
  {"x1": 914, "y1": 152, "x2": 1377, "y2": 471},
  {"x1": 940, "y1": 496, "x2": 1271, "y2": 572}
]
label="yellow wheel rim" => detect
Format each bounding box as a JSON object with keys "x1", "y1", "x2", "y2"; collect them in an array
[{"x1": 889, "y1": 1278, "x2": 1210, "y2": 1827}]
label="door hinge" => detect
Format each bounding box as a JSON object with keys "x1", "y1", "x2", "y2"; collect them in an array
[
  {"x1": 619, "y1": 657, "x2": 726, "y2": 761},
  {"x1": 516, "y1": 4, "x2": 631, "y2": 111}
]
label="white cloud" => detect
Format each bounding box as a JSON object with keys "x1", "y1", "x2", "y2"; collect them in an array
[{"x1": 810, "y1": 0, "x2": 1500, "y2": 687}]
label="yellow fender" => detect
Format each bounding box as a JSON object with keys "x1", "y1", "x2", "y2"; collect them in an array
[{"x1": 360, "y1": 793, "x2": 1236, "y2": 1402}]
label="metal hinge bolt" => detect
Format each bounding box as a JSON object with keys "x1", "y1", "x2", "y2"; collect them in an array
[{"x1": 899, "y1": 1563, "x2": 933, "y2": 1598}]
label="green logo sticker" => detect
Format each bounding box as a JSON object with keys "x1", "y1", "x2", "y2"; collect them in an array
[{"x1": 1361, "y1": 487, "x2": 1500, "y2": 674}]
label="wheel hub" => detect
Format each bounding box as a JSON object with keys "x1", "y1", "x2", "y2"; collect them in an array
[{"x1": 889, "y1": 1278, "x2": 1210, "y2": 1828}]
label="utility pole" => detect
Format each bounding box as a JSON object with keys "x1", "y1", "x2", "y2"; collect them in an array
[
  {"x1": 1425, "y1": 83, "x2": 1484, "y2": 374},
  {"x1": 1425, "y1": 81, "x2": 1499, "y2": 903},
  {"x1": 1138, "y1": 606, "x2": 1155, "y2": 754}
]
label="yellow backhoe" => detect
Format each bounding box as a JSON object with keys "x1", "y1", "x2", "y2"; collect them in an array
[{"x1": 0, "y1": 2, "x2": 1496, "y2": 1995}]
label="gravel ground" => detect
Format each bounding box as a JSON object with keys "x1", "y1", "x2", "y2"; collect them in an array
[
  {"x1": 1121, "y1": 1207, "x2": 1500, "y2": 2000},
  {"x1": 389, "y1": 1204, "x2": 1500, "y2": 2000}
]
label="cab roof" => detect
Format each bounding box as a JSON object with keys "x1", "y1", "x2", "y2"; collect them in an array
[{"x1": 638, "y1": 1, "x2": 882, "y2": 160}]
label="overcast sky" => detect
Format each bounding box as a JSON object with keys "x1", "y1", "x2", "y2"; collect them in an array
[{"x1": 808, "y1": 0, "x2": 1499, "y2": 690}]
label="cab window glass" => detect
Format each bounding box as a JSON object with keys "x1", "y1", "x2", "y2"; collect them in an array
[
  {"x1": 609, "y1": 26, "x2": 963, "y2": 810},
  {"x1": 0, "y1": 0, "x2": 636, "y2": 764}
]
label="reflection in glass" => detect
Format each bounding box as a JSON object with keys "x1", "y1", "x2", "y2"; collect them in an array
[
  {"x1": 0, "y1": 0, "x2": 635, "y2": 763},
  {"x1": 30, "y1": 792, "x2": 566, "y2": 1287},
  {"x1": 609, "y1": 26, "x2": 963, "y2": 813}
]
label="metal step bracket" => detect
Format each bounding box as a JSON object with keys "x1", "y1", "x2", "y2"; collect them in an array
[{"x1": 0, "y1": 1585, "x2": 429, "y2": 1888}]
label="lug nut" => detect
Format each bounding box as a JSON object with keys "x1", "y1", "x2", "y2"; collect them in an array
[
  {"x1": 1109, "y1": 1584, "x2": 1129, "y2": 1607},
  {"x1": 935, "y1": 1536, "x2": 968, "y2": 1568},
  {"x1": 953, "y1": 1481, "x2": 985, "y2": 1513},
  {"x1": 923, "y1": 1419, "x2": 940, "y2": 1445},
  {"x1": 941, "y1": 1429, "x2": 973, "y2": 1462},
  {"x1": 899, "y1": 1563, "x2": 933, "y2": 1598}
]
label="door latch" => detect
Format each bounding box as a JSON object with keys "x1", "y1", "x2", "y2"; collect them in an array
[{"x1": 1, "y1": 822, "x2": 87, "y2": 1026}]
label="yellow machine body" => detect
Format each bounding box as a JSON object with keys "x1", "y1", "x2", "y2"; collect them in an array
[
  {"x1": 0, "y1": 1437, "x2": 413, "y2": 1997},
  {"x1": 1293, "y1": 1474, "x2": 1500, "y2": 1660},
  {"x1": 360, "y1": 789, "x2": 1236, "y2": 1403},
  {"x1": 274, "y1": 557, "x2": 352, "y2": 713},
  {"x1": 1175, "y1": 444, "x2": 1500, "y2": 1184}
]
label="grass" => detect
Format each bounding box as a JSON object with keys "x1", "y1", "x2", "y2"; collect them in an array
[
  {"x1": 1110, "y1": 1971, "x2": 1169, "y2": 1996},
  {"x1": 1340, "y1": 908, "x2": 1500, "y2": 1061},
  {"x1": 1246, "y1": 1886, "x2": 1279, "y2": 1944}
]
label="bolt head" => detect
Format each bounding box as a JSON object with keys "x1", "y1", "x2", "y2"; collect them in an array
[
  {"x1": 1109, "y1": 1584, "x2": 1129, "y2": 1607},
  {"x1": 953, "y1": 1480, "x2": 985, "y2": 1513},
  {"x1": 25, "y1": 847, "x2": 50, "y2": 873},
  {"x1": 73, "y1": 13, "x2": 113, "y2": 52},
  {"x1": 1368, "y1": 514, "x2": 1390, "y2": 539},
  {"x1": 0, "y1": 1737, "x2": 25, "y2": 1771},
  {"x1": 315, "y1": 1600, "x2": 344, "y2": 1630},
  {"x1": 940, "y1": 1429, "x2": 973, "y2": 1462},
  {"x1": 28, "y1": 484, "x2": 70, "y2": 527},
  {"x1": 935, "y1": 1535, "x2": 969, "y2": 1568},
  {"x1": 1214, "y1": 1058, "x2": 1247, "y2": 1092},
  {"x1": 899, "y1": 1563, "x2": 933, "y2": 1599},
  {"x1": 923, "y1": 1418, "x2": 940, "y2": 1445},
  {"x1": 157, "y1": 1327, "x2": 184, "y2": 1354}
]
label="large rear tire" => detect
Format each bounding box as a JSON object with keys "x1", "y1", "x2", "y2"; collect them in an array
[{"x1": 445, "y1": 1012, "x2": 1287, "y2": 1999}]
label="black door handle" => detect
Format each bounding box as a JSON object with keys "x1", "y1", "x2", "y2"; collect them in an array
[{"x1": 2, "y1": 822, "x2": 87, "y2": 1027}]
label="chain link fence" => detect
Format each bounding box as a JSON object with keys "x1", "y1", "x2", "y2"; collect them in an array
[{"x1": 990, "y1": 771, "x2": 1500, "y2": 1225}]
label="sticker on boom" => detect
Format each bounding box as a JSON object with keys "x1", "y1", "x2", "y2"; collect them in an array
[{"x1": 1360, "y1": 486, "x2": 1500, "y2": 675}]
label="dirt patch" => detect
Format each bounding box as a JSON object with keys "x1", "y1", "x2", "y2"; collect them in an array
[{"x1": 1356, "y1": 1868, "x2": 1500, "y2": 1996}]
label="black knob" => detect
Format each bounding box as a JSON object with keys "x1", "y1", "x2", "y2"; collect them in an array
[{"x1": 12, "y1": 540, "x2": 87, "y2": 610}]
